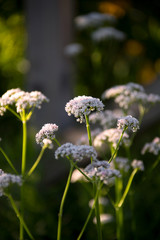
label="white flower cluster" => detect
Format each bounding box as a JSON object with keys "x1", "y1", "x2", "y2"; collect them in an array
[
  {"x1": 0, "y1": 88, "x2": 49, "y2": 115},
  {"x1": 84, "y1": 160, "x2": 121, "y2": 185},
  {"x1": 93, "y1": 213, "x2": 113, "y2": 225},
  {"x1": 0, "y1": 169, "x2": 22, "y2": 196},
  {"x1": 131, "y1": 160, "x2": 144, "y2": 171},
  {"x1": 65, "y1": 95, "x2": 104, "y2": 123},
  {"x1": 89, "y1": 109, "x2": 124, "y2": 129},
  {"x1": 102, "y1": 82, "x2": 160, "y2": 110},
  {"x1": 55, "y1": 143, "x2": 97, "y2": 162},
  {"x1": 64, "y1": 43, "x2": 83, "y2": 57},
  {"x1": 92, "y1": 27, "x2": 126, "y2": 42},
  {"x1": 35, "y1": 123, "x2": 58, "y2": 148},
  {"x1": 74, "y1": 12, "x2": 116, "y2": 29},
  {"x1": 141, "y1": 137, "x2": 160, "y2": 155},
  {"x1": 93, "y1": 128, "x2": 129, "y2": 149},
  {"x1": 111, "y1": 157, "x2": 130, "y2": 173},
  {"x1": 117, "y1": 115, "x2": 139, "y2": 132}
]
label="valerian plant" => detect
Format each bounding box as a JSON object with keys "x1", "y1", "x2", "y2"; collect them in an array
[{"x1": 0, "y1": 82, "x2": 160, "y2": 240}]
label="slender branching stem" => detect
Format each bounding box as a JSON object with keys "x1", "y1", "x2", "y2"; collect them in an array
[
  {"x1": 109, "y1": 128, "x2": 126, "y2": 163},
  {"x1": 77, "y1": 182, "x2": 103, "y2": 240},
  {"x1": 6, "y1": 193, "x2": 34, "y2": 240},
  {"x1": 6, "y1": 106, "x2": 21, "y2": 121},
  {"x1": 57, "y1": 164, "x2": 74, "y2": 240},
  {"x1": 85, "y1": 115, "x2": 92, "y2": 147},
  {"x1": 0, "y1": 147, "x2": 18, "y2": 174}
]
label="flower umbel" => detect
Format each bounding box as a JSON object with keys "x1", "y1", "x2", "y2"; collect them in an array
[
  {"x1": 117, "y1": 115, "x2": 139, "y2": 132},
  {"x1": 36, "y1": 123, "x2": 58, "y2": 147},
  {"x1": 131, "y1": 160, "x2": 144, "y2": 171},
  {"x1": 55, "y1": 143, "x2": 97, "y2": 162},
  {"x1": 65, "y1": 95, "x2": 104, "y2": 123},
  {"x1": 141, "y1": 137, "x2": 160, "y2": 155},
  {"x1": 0, "y1": 169, "x2": 22, "y2": 196}
]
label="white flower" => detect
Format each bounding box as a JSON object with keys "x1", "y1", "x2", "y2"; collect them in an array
[
  {"x1": 141, "y1": 137, "x2": 160, "y2": 155},
  {"x1": 36, "y1": 123, "x2": 58, "y2": 147},
  {"x1": 64, "y1": 43, "x2": 83, "y2": 57},
  {"x1": 93, "y1": 214, "x2": 113, "y2": 224},
  {"x1": 110, "y1": 157, "x2": 130, "y2": 173},
  {"x1": 117, "y1": 115, "x2": 139, "y2": 132},
  {"x1": 65, "y1": 95, "x2": 104, "y2": 123},
  {"x1": 42, "y1": 139, "x2": 53, "y2": 149},
  {"x1": 84, "y1": 160, "x2": 120, "y2": 185},
  {"x1": 0, "y1": 170, "x2": 22, "y2": 197},
  {"x1": 93, "y1": 128, "x2": 129, "y2": 149},
  {"x1": 92, "y1": 27, "x2": 126, "y2": 42},
  {"x1": 89, "y1": 197, "x2": 108, "y2": 208},
  {"x1": 131, "y1": 159, "x2": 144, "y2": 171},
  {"x1": 55, "y1": 143, "x2": 97, "y2": 162},
  {"x1": 74, "y1": 12, "x2": 116, "y2": 29}
]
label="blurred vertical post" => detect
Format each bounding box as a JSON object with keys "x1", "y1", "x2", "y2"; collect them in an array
[{"x1": 25, "y1": 0, "x2": 74, "y2": 130}]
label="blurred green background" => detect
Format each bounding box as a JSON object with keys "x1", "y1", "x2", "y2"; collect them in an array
[{"x1": 0, "y1": 0, "x2": 160, "y2": 239}]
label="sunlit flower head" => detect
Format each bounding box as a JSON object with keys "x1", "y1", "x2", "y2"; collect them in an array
[
  {"x1": 93, "y1": 128, "x2": 129, "y2": 149},
  {"x1": 65, "y1": 95, "x2": 104, "y2": 123},
  {"x1": 141, "y1": 137, "x2": 160, "y2": 155},
  {"x1": 74, "y1": 12, "x2": 116, "y2": 29},
  {"x1": 117, "y1": 115, "x2": 139, "y2": 132},
  {"x1": 0, "y1": 169, "x2": 22, "y2": 197},
  {"x1": 84, "y1": 160, "x2": 120, "y2": 185},
  {"x1": 64, "y1": 43, "x2": 83, "y2": 57},
  {"x1": 92, "y1": 27, "x2": 126, "y2": 42},
  {"x1": 55, "y1": 143, "x2": 97, "y2": 162},
  {"x1": 36, "y1": 123, "x2": 58, "y2": 147},
  {"x1": 93, "y1": 214, "x2": 113, "y2": 225},
  {"x1": 131, "y1": 159, "x2": 144, "y2": 171}
]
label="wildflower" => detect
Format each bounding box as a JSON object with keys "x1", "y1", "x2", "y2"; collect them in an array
[
  {"x1": 65, "y1": 95, "x2": 104, "y2": 123},
  {"x1": 93, "y1": 128, "x2": 129, "y2": 149},
  {"x1": 84, "y1": 160, "x2": 120, "y2": 185},
  {"x1": 64, "y1": 43, "x2": 83, "y2": 57},
  {"x1": 93, "y1": 214, "x2": 113, "y2": 224},
  {"x1": 74, "y1": 12, "x2": 116, "y2": 29},
  {"x1": 0, "y1": 169, "x2": 22, "y2": 197},
  {"x1": 131, "y1": 159, "x2": 144, "y2": 171},
  {"x1": 110, "y1": 157, "x2": 130, "y2": 173},
  {"x1": 35, "y1": 123, "x2": 58, "y2": 147},
  {"x1": 89, "y1": 197, "x2": 108, "y2": 208},
  {"x1": 117, "y1": 115, "x2": 139, "y2": 132},
  {"x1": 92, "y1": 27, "x2": 126, "y2": 42},
  {"x1": 55, "y1": 143, "x2": 97, "y2": 162},
  {"x1": 141, "y1": 137, "x2": 160, "y2": 155},
  {"x1": 42, "y1": 139, "x2": 53, "y2": 149}
]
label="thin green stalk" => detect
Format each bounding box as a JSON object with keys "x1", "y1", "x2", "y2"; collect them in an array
[
  {"x1": 93, "y1": 182, "x2": 102, "y2": 240},
  {"x1": 0, "y1": 147, "x2": 18, "y2": 174},
  {"x1": 77, "y1": 183, "x2": 103, "y2": 240},
  {"x1": 57, "y1": 164, "x2": 74, "y2": 240},
  {"x1": 151, "y1": 155, "x2": 160, "y2": 171},
  {"x1": 6, "y1": 193, "x2": 34, "y2": 240},
  {"x1": 118, "y1": 168, "x2": 138, "y2": 208},
  {"x1": 109, "y1": 128, "x2": 126, "y2": 163},
  {"x1": 27, "y1": 146, "x2": 46, "y2": 177},
  {"x1": 20, "y1": 111, "x2": 27, "y2": 240},
  {"x1": 85, "y1": 115, "x2": 92, "y2": 147}
]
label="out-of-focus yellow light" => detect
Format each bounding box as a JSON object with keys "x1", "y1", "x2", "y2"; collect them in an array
[
  {"x1": 125, "y1": 40, "x2": 144, "y2": 56},
  {"x1": 99, "y1": 2, "x2": 126, "y2": 18},
  {"x1": 138, "y1": 62, "x2": 156, "y2": 85}
]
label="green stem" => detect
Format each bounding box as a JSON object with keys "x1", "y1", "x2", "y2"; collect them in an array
[
  {"x1": 151, "y1": 155, "x2": 160, "y2": 171},
  {"x1": 93, "y1": 182, "x2": 102, "y2": 240},
  {"x1": 109, "y1": 128, "x2": 126, "y2": 163},
  {"x1": 6, "y1": 194, "x2": 34, "y2": 240},
  {"x1": 0, "y1": 147, "x2": 18, "y2": 174},
  {"x1": 57, "y1": 164, "x2": 74, "y2": 240},
  {"x1": 20, "y1": 111, "x2": 27, "y2": 240},
  {"x1": 77, "y1": 183, "x2": 103, "y2": 240},
  {"x1": 85, "y1": 115, "x2": 92, "y2": 147},
  {"x1": 27, "y1": 146, "x2": 46, "y2": 177},
  {"x1": 118, "y1": 168, "x2": 138, "y2": 208}
]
